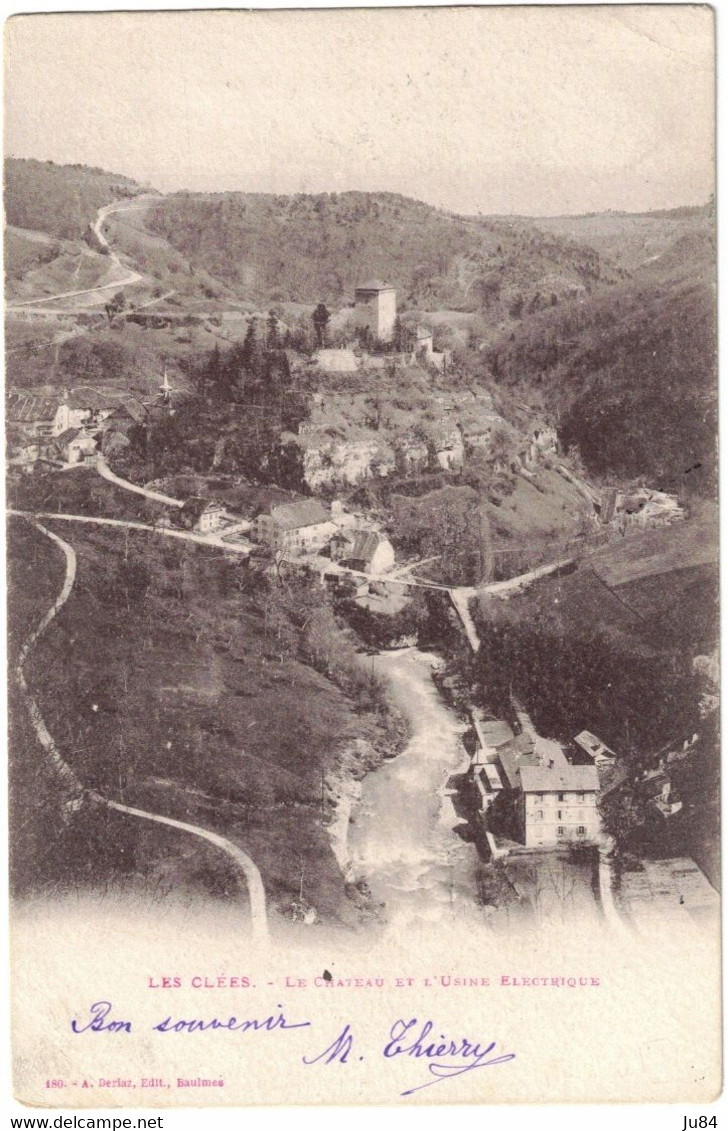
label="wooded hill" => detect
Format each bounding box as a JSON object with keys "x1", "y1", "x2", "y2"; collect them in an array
[
  {"x1": 144, "y1": 189, "x2": 622, "y2": 315},
  {"x1": 8, "y1": 513, "x2": 406, "y2": 919},
  {"x1": 484, "y1": 218, "x2": 717, "y2": 498},
  {"x1": 4, "y1": 158, "x2": 146, "y2": 241}
]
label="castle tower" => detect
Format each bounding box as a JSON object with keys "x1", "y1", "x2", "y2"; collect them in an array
[{"x1": 354, "y1": 279, "x2": 397, "y2": 342}]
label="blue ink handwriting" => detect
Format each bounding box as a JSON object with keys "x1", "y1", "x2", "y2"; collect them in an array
[
  {"x1": 71, "y1": 1001, "x2": 132, "y2": 1034},
  {"x1": 383, "y1": 1017, "x2": 516, "y2": 1095},
  {"x1": 302, "y1": 1023, "x2": 355, "y2": 1065}
]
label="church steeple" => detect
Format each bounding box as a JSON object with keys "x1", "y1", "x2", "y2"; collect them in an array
[{"x1": 159, "y1": 366, "x2": 172, "y2": 404}]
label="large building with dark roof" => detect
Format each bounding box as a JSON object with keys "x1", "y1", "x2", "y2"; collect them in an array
[
  {"x1": 491, "y1": 734, "x2": 601, "y2": 848},
  {"x1": 254, "y1": 498, "x2": 338, "y2": 556}
]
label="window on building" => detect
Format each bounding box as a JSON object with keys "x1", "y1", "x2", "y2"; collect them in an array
[
  {"x1": 558, "y1": 793, "x2": 565, "y2": 802},
  {"x1": 557, "y1": 810, "x2": 563, "y2": 820},
  {"x1": 576, "y1": 792, "x2": 585, "y2": 801},
  {"x1": 577, "y1": 826, "x2": 586, "y2": 836},
  {"x1": 533, "y1": 810, "x2": 544, "y2": 821},
  {"x1": 557, "y1": 826, "x2": 565, "y2": 837}
]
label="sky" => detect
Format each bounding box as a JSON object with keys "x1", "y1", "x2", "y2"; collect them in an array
[{"x1": 4, "y1": 6, "x2": 715, "y2": 216}]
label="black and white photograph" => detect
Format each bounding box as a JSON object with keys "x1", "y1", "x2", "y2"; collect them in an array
[{"x1": 3, "y1": 5, "x2": 720, "y2": 1107}]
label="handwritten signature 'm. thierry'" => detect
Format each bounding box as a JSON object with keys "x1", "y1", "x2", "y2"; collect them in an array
[
  {"x1": 71, "y1": 1002, "x2": 515, "y2": 1097},
  {"x1": 304, "y1": 1018, "x2": 516, "y2": 1095}
]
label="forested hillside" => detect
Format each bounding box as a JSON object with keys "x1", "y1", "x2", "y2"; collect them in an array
[
  {"x1": 9, "y1": 516, "x2": 406, "y2": 918},
  {"x1": 485, "y1": 224, "x2": 717, "y2": 498},
  {"x1": 4, "y1": 158, "x2": 145, "y2": 240},
  {"x1": 145, "y1": 189, "x2": 620, "y2": 314}
]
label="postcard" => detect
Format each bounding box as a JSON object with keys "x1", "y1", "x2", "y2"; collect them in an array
[{"x1": 4, "y1": 5, "x2": 719, "y2": 1107}]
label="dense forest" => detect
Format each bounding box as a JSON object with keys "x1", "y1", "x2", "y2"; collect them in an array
[
  {"x1": 115, "y1": 339, "x2": 309, "y2": 489},
  {"x1": 470, "y1": 608, "x2": 705, "y2": 759},
  {"x1": 145, "y1": 189, "x2": 617, "y2": 314},
  {"x1": 485, "y1": 240, "x2": 717, "y2": 498}
]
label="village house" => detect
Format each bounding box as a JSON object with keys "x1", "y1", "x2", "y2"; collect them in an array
[
  {"x1": 52, "y1": 428, "x2": 98, "y2": 465},
  {"x1": 339, "y1": 530, "x2": 395, "y2": 576},
  {"x1": 177, "y1": 497, "x2": 227, "y2": 535},
  {"x1": 600, "y1": 487, "x2": 685, "y2": 530},
  {"x1": 457, "y1": 411, "x2": 510, "y2": 456},
  {"x1": 254, "y1": 498, "x2": 338, "y2": 557},
  {"x1": 7, "y1": 394, "x2": 68, "y2": 440},
  {"x1": 425, "y1": 424, "x2": 465, "y2": 471},
  {"x1": 393, "y1": 433, "x2": 429, "y2": 476}
]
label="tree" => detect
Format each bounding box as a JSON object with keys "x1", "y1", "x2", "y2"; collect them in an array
[
  {"x1": 490, "y1": 422, "x2": 517, "y2": 463},
  {"x1": 356, "y1": 324, "x2": 374, "y2": 351},
  {"x1": 393, "y1": 316, "x2": 416, "y2": 353},
  {"x1": 240, "y1": 322, "x2": 259, "y2": 374},
  {"x1": 267, "y1": 310, "x2": 281, "y2": 350},
  {"x1": 312, "y1": 303, "x2": 331, "y2": 348},
  {"x1": 508, "y1": 293, "x2": 524, "y2": 320},
  {"x1": 105, "y1": 291, "x2": 127, "y2": 321}
]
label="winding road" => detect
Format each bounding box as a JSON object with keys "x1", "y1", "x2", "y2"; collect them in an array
[
  {"x1": 9, "y1": 509, "x2": 252, "y2": 555},
  {"x1": 7, "y1": 196, "x2": 155, "y2": 310},
  {"x1": 96, "y1": 455, "x2": 185, "y2": 508},
  {"x1": 14, "y1": 516, "x2": 268, "y2": 940}
]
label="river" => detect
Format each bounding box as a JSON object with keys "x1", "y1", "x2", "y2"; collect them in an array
[
  {"x1": 347, "y1": 646, "x2": 612, "y2": 942},
  {"x1": 348, "y1": 647, "x2": 485, "y2": 933}
]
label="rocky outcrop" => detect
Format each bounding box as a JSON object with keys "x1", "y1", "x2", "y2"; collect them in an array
[{"x1": 301, "y1": 437, "x2": 395, "y2": 490}]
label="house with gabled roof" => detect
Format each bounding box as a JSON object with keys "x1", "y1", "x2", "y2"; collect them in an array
[
  {"x1": 490, "y1": 731, "x2": 601, "y2": 848},
  {"x1": 573, "y1": 730, "x2": 617, "y2": 766},
  {"x1": 52, "y1": 428, "x2": 98, "y2": 465},
  {"x1": 7, "y1": 394, "x2": 65, "y2": 439},
  {"x1": 177, "y1": 497, "x2": 227, "y2": 535},
  {"x1": 340, "y1": 530, "x2": 395, "y2": 576},
  {"x1": 254, "y1": 498, "x2": 338, "y2": 557}
]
